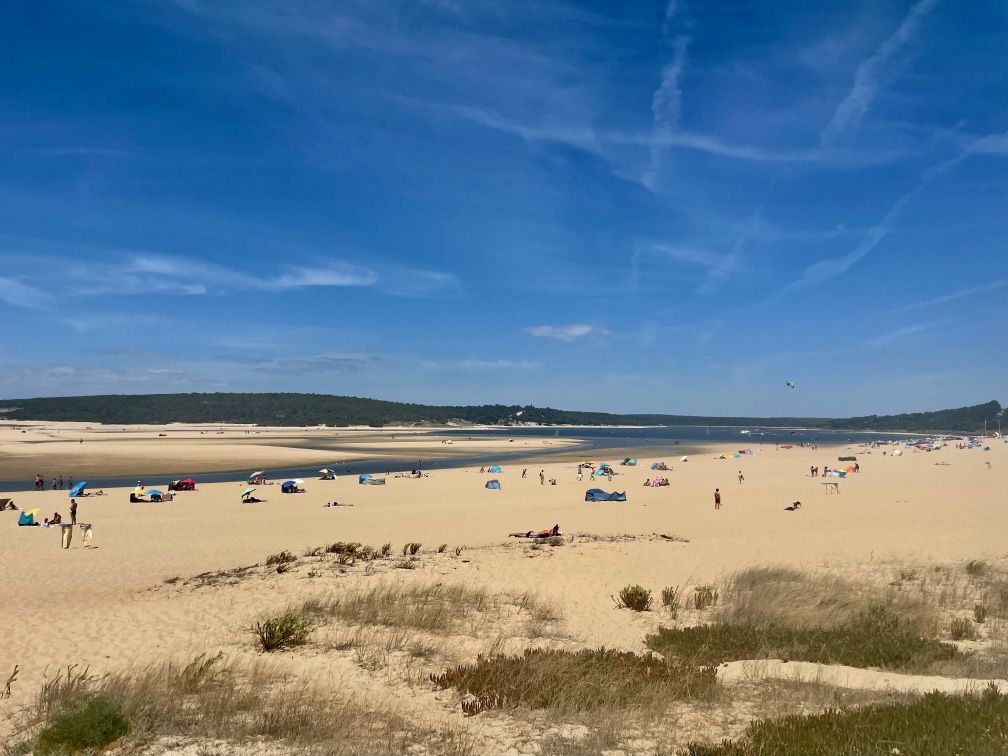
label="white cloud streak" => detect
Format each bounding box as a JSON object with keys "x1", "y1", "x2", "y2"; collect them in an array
[
  {"x1": 820, "y1": 0, "x2": 940, "y2": 144},
  {"x1": 866, "y1": 322, "x2": 931, "y2": 348},
  {"x1": 883, "y1": 279, "x2": 1008, "y2": 315},
  {"x1": 525, "y1": 324, "x2": 598, "y2": 342},
  {"x1": 789, "y1": 131, "x2": 1008, "y2": 290}
]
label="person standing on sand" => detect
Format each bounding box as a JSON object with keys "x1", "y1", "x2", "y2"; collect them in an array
[
  {"x1": 714, "y1": 488, "x2": 721, "y2": 509},
  {"x1": 539, "y1": 470, "x2": 545, "y2": 485},
  {"x1": 70, "y1": 499, "x2": 77, "y2": 525},
  {"x1": 738, "y1": 470, "x2": 744, "y2": 484}
]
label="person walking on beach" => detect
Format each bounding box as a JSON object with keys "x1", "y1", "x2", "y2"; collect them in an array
[
  {"x1": 714, "y1": 488, "x2": 721, "y2": 510},
  {"x1": 57, "y1": 475, "x2": 64, "y2": 490},
  {"x1": 737, "y1": 470, "x2": 744, "y2": 484},
  {"x1": 577, "y1": 469, "x2": 583, "y2": 482},
  {"x1": 70, "y1": 499, "x2": 77, "y2": 525},
  {"x1": 522, "y1": 468, "x2": 527, "y2": 479},
  {"x1": 539, "y1": 470, "x2": 545, "y2": 485}
]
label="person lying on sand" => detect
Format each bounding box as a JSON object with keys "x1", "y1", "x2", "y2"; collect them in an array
[
  {"x1": 323, "y1": 501, "x2": 353, "y2": 507},
  {"x1": 784, "y1": 501, "x2": 802, "y2": 511},
  {"x1": 509, "y1": 524, "x2": 561, "y2": 538},
  {"x1": 242, "y1": 496, "x2": 264, "y2": 503}
]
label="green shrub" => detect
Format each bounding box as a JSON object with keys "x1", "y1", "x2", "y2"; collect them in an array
[
  {"x1": 616, "y1": 585, "x2": 652, "y2": 612},
  {"x1": 380, "y1": 542, "x2": 392, "y2": 557},
  {"x1": 265, "y1": 550, "x2": 296, "y2": 566},
  {"x1": 35, "y1": 696, "x2": 128, "y2": 754},
  {"x1": 647, "y1": 605, "x2": 957, "y2": 670},
  {"x1": 682, "y1": 686, "x2": 1008, "y2": 755},
  {"x1": 694, "y1": 584, "x2": 719, "y2": 610},
  {"x1": 975, "y1": 603, "x2": 989, "y2": 623},
  {"x1": 253, "y1": 612, "x2": 312, "y2": 652},
  {"x1": 402, "y1": 542, "x2": 422, "y2": 556},
  {"x1": 950, "y1": 617, "x2": 977, "y2": 641},
  {"x1": 437, "y1": 544, "x2": 448, "y2": 553}
]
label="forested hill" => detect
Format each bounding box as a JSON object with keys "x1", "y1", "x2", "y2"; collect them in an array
[{"x1": 0, "y1": 394, "x2": 1001, "y2": 433}]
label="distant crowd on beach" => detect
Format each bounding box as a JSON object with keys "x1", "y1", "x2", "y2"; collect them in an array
[{"x1": 34, "y1": 473, "x2": 77, "y2": 491}]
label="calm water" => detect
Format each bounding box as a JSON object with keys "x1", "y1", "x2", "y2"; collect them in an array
[{"x1": 0, "y1": 425, "x2": 908, "y2": 493}]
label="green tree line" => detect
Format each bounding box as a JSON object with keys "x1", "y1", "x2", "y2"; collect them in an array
[{"x1": 0, "y1": 394, "x2": 1001, "y2": 433}]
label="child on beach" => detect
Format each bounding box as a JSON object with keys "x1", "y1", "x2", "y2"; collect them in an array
[{"x1": 714, "y1": 488, "x2": 721, "y2": 509}]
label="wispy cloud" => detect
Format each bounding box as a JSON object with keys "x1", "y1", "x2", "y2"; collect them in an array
[
  {"x1": 1, "y1": 251, "x2": 457, "y2": 305},
  {"x1": 787, "y1": 133, "x2": 1006, "y2": 290},
  {"x1": 0, "y1": 276, "x2": 51, "y2": 309},
  {"x1": 820, "y1": 0, "x2": 940, "y2": 144},
  {"x1": 525, "y1": 324, "x2": 599, "y2": 342},
  {"x1": 883, "y1": 279, "x2": 1008, "y2": 315},
  {"x1": 866, "y1": 322, "x2": 931, "y2": 348}
]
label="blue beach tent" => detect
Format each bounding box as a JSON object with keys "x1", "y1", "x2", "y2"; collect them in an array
[
  {"x1": 18, "y1": 509, "x2": 38, "y2": 526},
  {"x1": 486, "y1": 479, "x2": 501, "y2": 490},
  {"x1": 358, "y1": 474, "x2": 372, "y2": 484},
  {"x1": 584, "y1": 488, "x2": 627, "y2": 502},
  {"x1": 488, "y1": 465, "x2": 502, "y2": 473},
  {"x1": 68, "y1": 481, "x2": 87, "y2": 497}
]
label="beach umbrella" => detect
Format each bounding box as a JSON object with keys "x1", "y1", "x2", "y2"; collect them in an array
[
  {"x1": 68, "y1": 481, "x2": 87, "y2": 497},
  {"x1": 319, "y1": 468, "x2": 331, "y2": 474},
  {"x1": 146, "y1": 489, "x2": 163, "y2": 496},
  {"x1": 249, "y1": 471, "x2": 264, "y2": 479},
  {"x1": 241, "y1": 487, "x2": 256, "y2": 498}
]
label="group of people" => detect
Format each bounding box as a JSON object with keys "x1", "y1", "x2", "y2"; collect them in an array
[
  {"x1": 34, "y1": 474, "x2": 75, "y2": 491},
  {"x1": 809, "y1": 463, "x2": 859, "y2": 477}
]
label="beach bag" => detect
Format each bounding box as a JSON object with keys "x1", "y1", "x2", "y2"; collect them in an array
[{"x1": 61, "y1": 524, "x2": 73, "y2": 549}]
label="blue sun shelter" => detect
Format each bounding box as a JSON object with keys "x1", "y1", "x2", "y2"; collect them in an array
[
  {"x1": 486, "y1": 479, "x2": 501, "y2": 490},
  {"x1": 488, "y1": 465, "x2": 502, "y2": 473}
]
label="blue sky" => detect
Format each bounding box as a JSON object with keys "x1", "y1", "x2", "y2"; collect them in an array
[{"x1": 1, "y1": 0, "x2": 1005, "y2": 416}]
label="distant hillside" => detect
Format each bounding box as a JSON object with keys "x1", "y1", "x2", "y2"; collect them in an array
[{"x1": 0, "y1": 393, "x2": 1001, "y2": 433}]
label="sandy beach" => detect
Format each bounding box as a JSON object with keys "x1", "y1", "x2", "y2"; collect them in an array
[{"x1": 2, "y1": 423, "x2": 1005, "y2": 752}]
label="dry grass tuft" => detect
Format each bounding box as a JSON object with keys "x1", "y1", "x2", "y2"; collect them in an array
[
  {"x1": 431, "y1": 648, "x2": 717, "y2": 715},
  {"x1": 8, "y1": 656, "x2": 472, "y2": 755},
  {"x1": 301, "y1": 582, "x2": 493, "y2": 633}
]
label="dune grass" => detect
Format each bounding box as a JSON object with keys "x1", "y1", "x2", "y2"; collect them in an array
[
  {"x1": 647, "y1": 567, "x2": 957, "y2": 671},
  {"x1": 647, "y1": 605, "x2": 957, "y2": 670},
  {"x1": 682, "y1": 685, "x2": 1008, "y2": 755},
  {"x1": 300, "y1": 582, "x2": 559, "y2": 636},
  {"x1": 431, "y1": 648, "x2": 717, "y2": 715},
  {"x1": 7, "y1": 655, "x2": 472, "y2": 756}
]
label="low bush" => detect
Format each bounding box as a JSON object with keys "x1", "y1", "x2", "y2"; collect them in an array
[
  {"x1": 646, "y1": 605, "x2": 958, "y2": 671},
  {"x1": 966, "y1": 559, "x2": 989, "y2": 577},
  {"x1": 682, "y1": 685, "x2": 1008, "y2": 755},
  {"x1": 35, "y1": 696, "x2": 128, "y2": 755},
  {"x1": 431, "y1": 648, "x2": 716, "y2": 714},
  {"x1": 253, "y1": 611, "x2": 312, "y2": 652},
  {"x1": 616, "y1": 585, "x2": 652, "y2": 612},
  {"x1": 437, "y1": 544, "x2": 448, "y2": 553},
  {"x1": 950, "y1": 617, "x2": 977, "y2": 641},
  {"x1": 975, "y1": 603, "x2": 989, "y2": 623},
  {"x1": 265, "y1": 550, "x2": 296, "y2": 566},
  {"x1": 380, "y1": 542, "x2": 392, "y2": 557}
]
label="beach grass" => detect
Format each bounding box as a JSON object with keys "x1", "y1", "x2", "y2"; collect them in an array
[
  {"x1": 646, "y1": 605, "x2": 957, "y2": 670},
  {"x1": 681, "y1": 685, "x2": 1008, "y2": 756},
  {"x1": 430, "y1": 648, "x2": 717, "y2": 715},
  {"x1": 7, "y1": 655, "x2": 473, "y2": 756}
]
